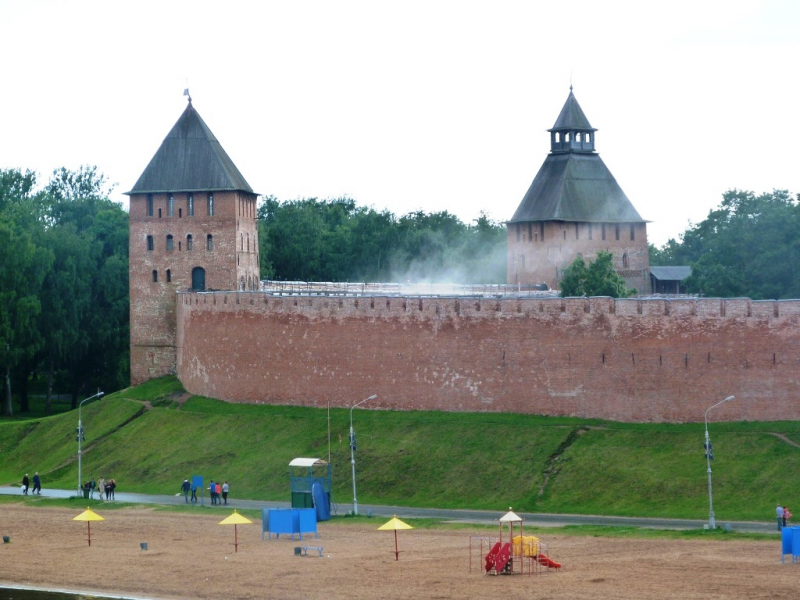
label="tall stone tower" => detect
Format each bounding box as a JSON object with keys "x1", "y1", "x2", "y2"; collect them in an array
[
  {"x1": 507, "y1": 88, "x2": 650, "y2": 293},
  {"x1": 126, "y1": 99, "x2": 259, "y2": 385}
]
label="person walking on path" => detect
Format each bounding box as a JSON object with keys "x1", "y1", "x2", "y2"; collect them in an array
[
  {"x1": 190, "y1": 481, "x2": 197, "y2": 503},
  {"x1": 215, "y1": 482, "x2": 221, "y2": 505},
  {"x1": 108, "y1": 479, "x2": 116, "y2": 500},
  {"x1": 181, "y1": 479, "x2": 191, "y2": 503},
  {"x1": 222, "y1": 481, "x2": 229, "y2": 505},
  {"x1": 777, "y1": 504, "x2": 785, "y2": 531},
  {"x1": 209, "y1": 480, "x2": 216, "y2": 505},
  {"x1": 22, "y1": 474, "x2": 29, "y2": 495},
  {"x1": 32, "y1": 473, "x2": 41, "y2": 495},
  {"x1": 89, "y1": 478, "x2": 96, "y2": 500},
  {"x1": 98, "y1": 478, "x2": 105, "y2": 501},
  {"x1": 783, "y1": 506, "x2": 792, "y2": 528}
]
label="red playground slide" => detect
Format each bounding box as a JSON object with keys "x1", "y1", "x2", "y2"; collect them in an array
[
  {"x1": 494, "y1": 543, "x2": 512, "y2": 572},
  {"x1": 538, "y1": 553, "x2": 562, "y2": 569},
  {"x1": 484, "y1": 542, "x2": 501, "y2": 572}
]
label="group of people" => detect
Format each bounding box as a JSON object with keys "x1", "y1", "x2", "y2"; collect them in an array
[
  {"x1": 83, "y1": 477, "x2": 117, "y2": 500},
  {"x1": 777, "y1": 504, "x2": 793, "y2": 530},
  {"x1": 21, "y1": 473, "x2": 41, "y2": 495},
  {"x1": 208, "y1": 480, "x2": 230, "y2": 505},
  {"x1": 179, "y1": 478, "x2": 229, "y2": 504}
]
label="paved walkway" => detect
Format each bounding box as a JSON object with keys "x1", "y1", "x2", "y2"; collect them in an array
[{"x1": 0, "y1": 485, "x2": 776, "y2": 533}]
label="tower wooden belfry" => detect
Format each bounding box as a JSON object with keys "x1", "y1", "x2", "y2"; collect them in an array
[
  {"x1": 507, "y1": 88, "x2": 650, "y2": 292},
  {"x1": 126, "y1": 98, "x2": 259, "y2": 385}
]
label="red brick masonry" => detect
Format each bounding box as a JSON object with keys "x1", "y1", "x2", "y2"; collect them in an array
[{"x1": 175, "y1": 293, "x2": 800, "y2": 423}]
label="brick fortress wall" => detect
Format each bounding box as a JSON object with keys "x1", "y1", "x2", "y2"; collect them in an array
[{"x1": 175, "y1": 293, "x2": 800, "y2": 423}]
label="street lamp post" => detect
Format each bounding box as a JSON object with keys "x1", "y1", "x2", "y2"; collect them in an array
[
  {"x1": 77, "y1": 390, "x2": 104, "y2": 496},
  {"x1": 704, "y1": 395, "x2": 734, "y2": 529},
  {"x1": 350, "y1": 394, "x2": 376, "y2": 516}
]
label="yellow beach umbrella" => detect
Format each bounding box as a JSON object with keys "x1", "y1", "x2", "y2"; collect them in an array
[
  {"x1": 219, "y1": 510, "x2": 253, "y2": 553},
  {"x1": 73, "y1": 507, "x2": 105, "y2": 546},
  {"x1": 378, "y1": 515, "x2": 413, "y2": 561}
]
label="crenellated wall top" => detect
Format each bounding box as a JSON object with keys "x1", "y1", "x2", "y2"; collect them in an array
[{"x1": 176, "y1": 291, "x2": 800, "y2": 321}]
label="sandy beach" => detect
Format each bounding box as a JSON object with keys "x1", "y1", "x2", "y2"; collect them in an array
[{"x1": 0, "y1": 504, "x2": 796, "y2": 599}]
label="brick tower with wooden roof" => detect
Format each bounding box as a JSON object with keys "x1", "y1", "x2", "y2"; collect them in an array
[
  {"x1": 126, "y1": 98, "x2": 259, "y2": 385},
  {"x1": 507, "y1": 88, "x2": 650, "y2": 293}
]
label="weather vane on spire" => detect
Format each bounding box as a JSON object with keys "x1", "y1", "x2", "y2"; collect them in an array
[{"x1": 183, "y1": 87, "x2": 192, "y2": 104}]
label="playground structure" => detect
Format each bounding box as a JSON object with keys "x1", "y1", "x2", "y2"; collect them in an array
[
  {"x1": 289, "y1": 458, "x2": 331, "y2": 520},
  {"x1": 470, "y1": 508, "x2": 561, "y2": 576}
]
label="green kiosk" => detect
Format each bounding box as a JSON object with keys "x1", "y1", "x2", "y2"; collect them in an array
[{"x1": 289, "y1": 458, "x2": 332, "y2": 509}]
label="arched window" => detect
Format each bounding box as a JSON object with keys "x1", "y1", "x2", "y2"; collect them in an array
[
  {"x1": 615, "y1": 224, "x2": 620, "y2": 241},
  {"x1": 207, "y1": 193, "x2": 214, "y2": 216},
  {"x1": 167, "y1": 194, "x2": 174, "y2": 217},
  {"x1": 247, "y1": 233, "x2": 250, "y2": 251},
  {"x1": 555, "y1": 132, "x2": 560, "y2": 143},
  {"x1": 166, "y1": 234, "x2": 174, "y2": 251},
  {"x1": 147, "y1": 235, "x2": 154, "y2": 251},
  {"x1": 630, "y1": 224, "x2": 635, "y2": 241},
  {"x1": 166, "y1": 269, "x2": 172, "y2": 282},
  {"x1": 622, "y1": 253, "x2": 630, "y2": 268},
  {"x1": 187, "y1": 194, "x2": 194, "y2": 216},
  {"x1": 147, "y1": 194, "x2": 153, "y2": 217},
  {"x1": 152, "y1": 270, "x2": 158, "y2": 282},
  {"x1": 565, "y1": 132, "x2": 570, "y2": 142},
  {"x1": 207, "y1": 234, "x2": 213, "y2": 251},
  {"x1": 576, "y1": 132, "x2": 582, "y2": 142},
  {"x1": 241, "y1": 233, "x2": 244, "y2": 250},
  {"x1": 187, "y1": 234, "x2": 193, "y2": 250}
]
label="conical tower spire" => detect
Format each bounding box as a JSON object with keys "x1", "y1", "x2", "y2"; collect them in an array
[
  {"x1": 127, "y1": 102, "x2": 253, "y2": 195},
  {"x1": 548, "y1": 88, "x2": 597, "y2": 153}
]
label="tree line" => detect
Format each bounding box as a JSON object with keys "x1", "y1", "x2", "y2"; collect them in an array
[
  {"x1": 257, "y1": 196, "x2": 507, "y2": 283},
  {"x1": 650, "y1": 189, "x2": 800, "y2": 300},
  {"x1": 0, "y1": 167, "x2": 129, "y2": 416}
]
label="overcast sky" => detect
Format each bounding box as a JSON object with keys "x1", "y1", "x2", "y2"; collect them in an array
[{"x1": 1, "y1": 0, "x2": 798, "y2": 246}]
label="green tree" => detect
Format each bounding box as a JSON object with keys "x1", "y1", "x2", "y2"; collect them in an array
[
  {"x1": 560, "y1": 251, "x2": 635, "y2": 298},
  {"x1": 0, "y1": 217, "x2": 52, "y2": 415},
  {"x1": 38, "y1": 223, "x2": 95, "y2": 413},
  {"x1": 650, "y1": 189, "x2": 800, "y2": 299},
  {"x1": 39, "y1": 167, "x2": 129, "y2": 406}
]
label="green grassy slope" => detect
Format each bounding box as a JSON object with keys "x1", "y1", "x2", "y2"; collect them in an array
[{"x1": 1, "y1": 376, "x2": 798, "y2": 521}]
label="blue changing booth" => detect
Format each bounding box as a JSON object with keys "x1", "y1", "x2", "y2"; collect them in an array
[
  {"x1": 289, "y1": 457, "x2": 331, "y2": 514},
  {"x1": 262, "y1": 508, "x2": 318, "y2": 540},
  {"x1": 781, "y1": 526, "x2": 800, "y2": 563}
]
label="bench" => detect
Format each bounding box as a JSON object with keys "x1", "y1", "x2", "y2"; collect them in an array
[{"x1": 299, "y1": 545, "x2": 324, "y2": 557}]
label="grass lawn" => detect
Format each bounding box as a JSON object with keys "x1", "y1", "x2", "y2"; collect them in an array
[{"x1": 2, "y1": 376, "x2": 798, "y2": 522}]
